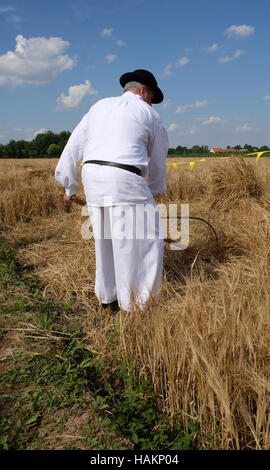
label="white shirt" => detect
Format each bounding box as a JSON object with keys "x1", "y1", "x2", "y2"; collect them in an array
[{"x1": 55, "y1": 91, "x2": 168, "y2": 206}]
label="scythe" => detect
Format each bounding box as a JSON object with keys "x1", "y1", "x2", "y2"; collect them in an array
[{"x1": 63, "y1": 194, "x2": 219, "y2": 249}]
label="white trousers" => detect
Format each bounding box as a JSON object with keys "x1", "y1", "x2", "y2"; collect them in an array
[{"x1": 87, "y1": 204, "x2": 164, "y2": 311}]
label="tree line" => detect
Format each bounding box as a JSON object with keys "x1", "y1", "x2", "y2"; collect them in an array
[
  {"x1": 0, "y1": 132, "x2": 269, "y2": 158},
  {"x1": 0, "y1": 131, "x2": 71, "y2": 158},
  {"x1": 168, "y1": 144, "x2": 270, "y2": 156}
]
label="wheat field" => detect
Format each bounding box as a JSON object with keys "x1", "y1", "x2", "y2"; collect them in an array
[{"x1": 1, "y1": 156, "x2": 270, "y2": 449}]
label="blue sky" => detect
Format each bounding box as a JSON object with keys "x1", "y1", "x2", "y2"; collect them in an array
[{"x1": 0, "y1": 0, "x2": 269, "y2": 148}]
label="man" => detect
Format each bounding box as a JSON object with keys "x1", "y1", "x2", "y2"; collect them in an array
[{"x1": 55, "y1": 69, "x2": 168, "y2": 312}]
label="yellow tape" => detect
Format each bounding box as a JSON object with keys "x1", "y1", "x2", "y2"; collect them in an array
[
  {"x1": 256, "y1": 152, "x2": 265, "y2": 161},
  {"x1": 167, "y1": 151, "x2": 269, "y2": 170},
  {"x1": 79, "y1": 151, "x2": 269, "y2": 171},
  {"x1": 239, "y1": 151, "x2": 269, "y2": 161}
]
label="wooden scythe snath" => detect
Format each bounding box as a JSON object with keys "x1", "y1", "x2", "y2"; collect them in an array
[{"x1": 62, "y1": 193, "x2": 219, "y2": 249}]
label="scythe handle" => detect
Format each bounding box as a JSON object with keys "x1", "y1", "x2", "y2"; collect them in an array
[{"x1": 67, "y1": 196, "x2": 218, "y2": 247}]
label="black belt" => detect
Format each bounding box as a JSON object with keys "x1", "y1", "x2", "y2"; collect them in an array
[{"x1": 83, "y1": 159, "x2": 142, "y2": 177}]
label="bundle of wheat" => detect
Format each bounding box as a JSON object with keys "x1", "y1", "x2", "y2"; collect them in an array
[
  {"x1": 1, "y1": 156, "x2": 270, "y2": 449},
  {"x1": 204, "y1": 157, "x2": 267, "y2": 211}
]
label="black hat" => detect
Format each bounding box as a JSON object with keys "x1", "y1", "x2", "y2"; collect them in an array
[{"x1": 119, "y1": 69, "x2": 163, "y2": 104}]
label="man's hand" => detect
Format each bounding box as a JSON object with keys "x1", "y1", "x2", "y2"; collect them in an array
[{"x1": 63, "y1": 193, "x2": 76, "y2": 204}]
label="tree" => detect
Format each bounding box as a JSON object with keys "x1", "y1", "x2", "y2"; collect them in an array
[
  {"x1": 191, "y1": 145, "x2": 208, "y2": 154},
  {"x1": 31, "y1": 131, "x2": 58, "y2": 157},
  {"x1": 58, "y1": 131, "x2": 71, "y2": 142},
  {"x1": 5, "y1": 140, "x2": 17, "y2": 157},
  {"x1": 175, "y1": 146, "x2": 187, "y2": 154},
  {"x1": 15, "y1": 140, "x2": 29, "y2": 158},
  {"x1": 47, "y1": 143, "x2": 62, "y2": 157},
  {"x1": 243, "y1": 144, "x2": 254, "y2": 153},
  {"x1": 0, "y1": 144, "x2": 6, "y2": 158}
]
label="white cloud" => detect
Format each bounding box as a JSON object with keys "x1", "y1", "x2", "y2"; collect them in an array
[
  {"x1": 0, "y1": 34, "x2": 76, "y2": 86},
  {"x1": 162, "y1": 99, "x2": 172, "y2": 109},
  {"x1": 167, "y1": 123, "x2": 179, "y2": 132},
  {"x1": 263, "y1": 95, "x2": 270, "y2": 101},
  {"x1": 0, "y1": 6, "x2": 21, "y2": 23},
  {"x1": 116, "y1": 40, "x2": 126, "y2": 46},
  {"x1": 24, "y1": 127, "x2": 48, "y2": 142},
  {"x1": 162, "y1": 57, "x2": 189, "y2": 78},
  {"x1": 219, "y1": 55, "x2": 231, "y2": 63},
  {"x1": 234, "y1": 49, "x2": 245, "y2": 58},
  {"x1": 12, "y1": 127, "x2": 34, "y2": 134},
  {"x1": 105, "y1": 54, "x2": 117, "y2": 63},
  {"x1": 33, "y1": 128, "x2": 46, "y2": 138},
  {"x1": 0, "y1": 6, "x2": 16, "y2": 13},
  {"x1": 101, "y1": 28, "x2": 113, "y2": 37},
  {"x1": 197, "y1": 116, "x2": 227, "y2": 125},
  {"x1": 207, "y1": 43, "x2": 219, "y2": 52},
  {"x1": 56, "y1": 80, "x2": 98, "y2": 111},
  {"x1": 162, "y1": 64, "x2": 173, "y2": 77},
  {"x1": 175, "y1": 56, "x2": 190, "y2": 67},
  {"x1": 236, "y1": 123, "x2": 259, "y2": 132},
  {"x1": 225, "y1": 25, "x2": 255, "y2": 38},
  {"x1": 7, "y1": 14, "x2": 21, "y2": 23},
  {"x1": 180, "y1": 128, "x2": 197, "y2": 136},
  {"x1": 218, "y1": 49, "x2": 244, "y2": 63},
  {"x1": 175, "y1": 100, "x2": 210, "y2": 114}
]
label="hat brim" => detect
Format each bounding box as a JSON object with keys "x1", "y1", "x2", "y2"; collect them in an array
[{"x1": 120, "y1": 72, "x2": 163, "y2": 104}]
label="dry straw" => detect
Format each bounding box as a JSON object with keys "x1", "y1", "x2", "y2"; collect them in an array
[{"x1": 1, "y1": 156, "x2": 270, "y2": 449}]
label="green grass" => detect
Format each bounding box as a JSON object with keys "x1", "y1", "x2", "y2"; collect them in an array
[{"x1": 0, "y1": 241, "x2": 201, "y2": 450}]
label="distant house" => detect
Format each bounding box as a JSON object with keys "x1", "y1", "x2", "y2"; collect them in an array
[
  {"x1": 210, "y1": 148, "x2": 222, "y2": 153},
  {"x1": 210, "y1": 147, "x2": 238, "y2": 154}
]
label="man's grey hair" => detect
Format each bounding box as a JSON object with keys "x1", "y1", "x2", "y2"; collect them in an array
[{"x1": 123, "y1": 81, "x2": 143, "y2": 93}]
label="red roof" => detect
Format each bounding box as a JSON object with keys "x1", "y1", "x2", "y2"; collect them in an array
[{"x1": 211, "y1": 148, "x2": 237, "y2": 153}]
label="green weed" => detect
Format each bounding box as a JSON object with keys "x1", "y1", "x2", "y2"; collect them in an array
[{"x1": 0, "y1": 242, "x2": 202, "y2": 450}]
